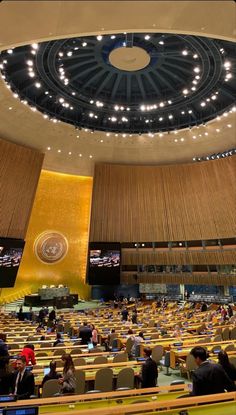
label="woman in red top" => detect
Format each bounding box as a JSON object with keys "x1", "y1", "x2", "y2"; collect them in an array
[{"x1": 20, "y1": 344, "x2": 36, "y2": 366}]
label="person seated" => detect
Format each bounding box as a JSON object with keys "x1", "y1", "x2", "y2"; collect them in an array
[
  {"x1": 172, "y1": 324, "x2": 181, "y2": 338},
  {"x1": 10, "y1": 356, "x2": 35, "y2": 399},
  {"x1": 190, "y1": 346, "x2": 235, "y2": 395},
  {"x1": 79, "y1": 322, "x2": 92, "y2": 345},
  {"x1": 53, "y1": 333, "x2": 64, "y2": 347},
  {"x1": 42, "y1": 360, "x2": 61, "y2": 386},
  {"x1": 139, "y1": 347, "x2": 158, "y2": 388},
  {"x1": 218, "y1": 351, "x2": 236, "y2": 383},
  {"x1": 59, "y1": 354, "x2": 76, "y2": 394},
  {"x1": 20, "y1": 344, "x2": 36, "y2": 366}
]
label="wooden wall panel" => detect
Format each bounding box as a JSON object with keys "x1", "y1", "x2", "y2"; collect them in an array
[
  {"x1": 0, "y1": 138, "x2": 44, "y2": 239},
  {"x1": 122, "y1": 250, "x2": 236, "y2": 265},
  {"x1": 90, "y1": 157, "x2": 236, "y2": 242},
  {"x1": 121, "y1": 273, "x2": 236, "y2": 286}
]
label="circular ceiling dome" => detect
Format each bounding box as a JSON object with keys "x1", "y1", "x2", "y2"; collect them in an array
[
  {"x1": 109, "y1": 46, "x2": 150, "y2": 71},
  {"x1": 0, "y1": 33, "x2": 235, "y2": 134}
]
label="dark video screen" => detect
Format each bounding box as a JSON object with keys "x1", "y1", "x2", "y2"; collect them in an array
[
  {"x1": 88, "y1": 243, "x2": 121, "y2": 285},
  {"x1": 0, "y1": 238, "x2": 25, "y2": 287}
]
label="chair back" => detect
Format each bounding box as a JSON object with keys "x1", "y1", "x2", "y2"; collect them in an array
[
  {"x1": 95, "y1": 368, "x2": 113, "y2": 392},
  {"x1": 70, "y1": 348, "x2": 82, "y2": 355},
  {"x1": 224, "y1": 344, "x2": 235, "y2": 352},
  {"x1": 42, "y1": 379, "x2": 61, "y2": 398},
  {"x1": 116, "y1": 367, "x2": 134, "y2": 390},
  {"x1": 186, "y1": 353, "x2": 198, "y2": 371},
  {"x1": 152, "y1": 345, "x2": 164, "y2": 363},
  {"x1": 75, "y1": 370, "x2": 85, "y2": 394},
  {"x1": 126, "y1": 337, "x2": 134, "y2": 355},
  {"x1": 213, "y1": 335, "x2": 222, "y2": 342},
  {"x1": 40, "y1": 342, "x2": 52, "y2": 348},
  {"x1": 74, "y1": 357, "x2": 86, "y2": 366},
  {"x1": 36, "y1": 352, "x2": 48, "y2": 357},
  {"x1": 229, "y1": 356, "x2": 236, "y2": 368},
  {"x1": 113, "y1": 353, "x2": 128, "y2": 363},
  {"x1": 230, "y1": 327, "x2": 236, "y2": 340},
  {"x1": 222, "y1": 327, "x2": 230, "y2": 341},
  {"x1": 93, "y1": 356, "x2": 108, "y2": 364},
  {"x1": 53, "y1": 349, "x2": 65, "y2": 356}
]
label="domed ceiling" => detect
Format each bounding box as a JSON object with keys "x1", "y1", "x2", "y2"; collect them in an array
[{"x1": 1, "y1": 32, "x2": 235, "y2": 135}]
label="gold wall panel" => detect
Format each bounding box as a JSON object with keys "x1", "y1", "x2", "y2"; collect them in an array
[{"x1": 1, "y1": 170, "x2": 93, "y2": 302}]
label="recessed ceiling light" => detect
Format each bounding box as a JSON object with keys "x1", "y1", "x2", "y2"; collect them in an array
[
  {"x1": 194, "y1": 67, "x2": 200, "y2": 73},
  {"x1": 47, "y1": 147, "x2": 51, "y2": 150},
  {"x1": 145, "y1": 35, "x2": 150, "y2": 40},
  {"x1": 58, "y1": 149, "x2": 61, "y2": 153},
  {"x1": 183, "y1": 89, "x2": 189, "y2": 95},
  {"x1": 100, "y1": 139, "x2": 103, "y2": 143},
  {"x1": 67, "y1": 51, "x2": 73, "y2": 57},
  {"x1": 35, "y1": 82, "x2": 41, "y2": 88},
  {"x1": 82, "y1": 42, "x2": 87, "y2": 47},
  {"x1": 68, "y1": 152, "x2": 72, "y2": 155},
  {"x1": 31, "y1": 43, "x2": 38, "y2": 50},
  {"x1": 180, "y1": 138, "x2": 184, "y2": 142},
  {"x1": 216, "y1": 129, "x2": 220, "y2": 133},
  {"x1": 200, "y1": 102, "x2": 206, "y2": 107},
  {"x1": 79, "y1": 153, "x2": 82, "y2": 157},
  {"x1": 182, "y1": 50, "x2": 188, "y2": 56},
  {"x1": 7, "y1": 49, "x2": 13, "y2": 54},
  {"x1": 110, "y1": 35, "x2": 116, "y2": 39},
  {"x1": 8, "y1": 107, "x2": 12, "y2": 110},
  {"x1": 159, "y1": 40, "x2": 164, "y2": 45},
  {"x1": 227, "y1": 124, "x2": 232, "y2": 128},
  {"x1": 174, "y1": 138, "x2": 178, "y2": 142},
  {"x1": 89, "y1": 155, "x2": 93, "y2": 158},
  {"x1": 97, "y1": 35, "x2": 103, "y2": 41},
  {"x1": 193, "y1": 54, "x2": 198, "y2": 59},
  {"x1": 193, "y1": 136, "x2": 196, "y2": 139}
]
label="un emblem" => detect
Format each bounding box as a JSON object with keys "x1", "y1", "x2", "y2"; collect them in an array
[{"x1": 34, "y1": 231, "x2": 68, "y2": 264}]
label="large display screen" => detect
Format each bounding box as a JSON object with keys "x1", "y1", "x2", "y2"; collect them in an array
[
  {"x1": 0, "y1": 238, "x2": 25, "y2": 287},
  {"x1": 88, "y1": 243, "x2": 121, "y2": 285}
]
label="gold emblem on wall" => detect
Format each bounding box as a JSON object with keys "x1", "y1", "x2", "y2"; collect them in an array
[{"x1": 34, "y1": 231, "x2": 68, "y2": 264}]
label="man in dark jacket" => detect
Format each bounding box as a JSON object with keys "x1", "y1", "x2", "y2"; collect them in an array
[
  {"x1": 79, "y1": 322, "x2": 92, "y2": 345},
  {"x1": 11, "y1": 356, "x2": 35, "y2": 399},
  {"x1": 140, "y1": 347, "x2": 158, "y2": 388},
  {"x1": 190, "y1": 346, "x2": 235, "y2": 395}
]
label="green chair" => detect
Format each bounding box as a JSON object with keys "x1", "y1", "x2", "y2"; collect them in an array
[
  {"x1": 95, "y1": 367, "x2": 113, "y2": 392},
  {"x1": 116, "y1": 367, "x2": 134, "y2": 390},
  {"x1": 75, "y1": 370, "x2": 85, "y2": 394},
  {"x1": 42, "y1": 379, "x2": 61, "y2": 398}
]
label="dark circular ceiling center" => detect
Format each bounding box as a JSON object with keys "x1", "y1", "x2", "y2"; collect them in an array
[{"x1": 0, "y1": 32, "x2": 235, "y2": 134}]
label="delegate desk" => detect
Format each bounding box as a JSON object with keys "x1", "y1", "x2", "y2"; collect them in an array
[
  {"x1": 1, "y1": 391, "x2": 236, "y2": 415},
  {"x1": 170, "y1": 340, "x2": 236, "y2": 368},
  {"x1": 33, "y1": 361, "x2": 143, "y2": 386}
]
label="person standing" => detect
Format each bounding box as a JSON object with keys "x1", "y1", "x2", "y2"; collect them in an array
[
  {"x1": 121, "y1": 308, "x2": 129, "y2": 321},
  {"x1": 190, "y1": 346, "x2": 235, "y2": 395},
  {"x1": 139, "y1": 347, "x2": 158, "y2": 388},
  {"x1": 20, "y1": 344, "x2": 36, "y2": 366},
  {"x1": 11, "y1": 356, "x2": 35, "y2": 399},
  {"x1": 91, "y1": 324, "x2": 98, "y2": 346},
  {"x1": 79, "y1": 322, "x2": 92, "y2": 345}
]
